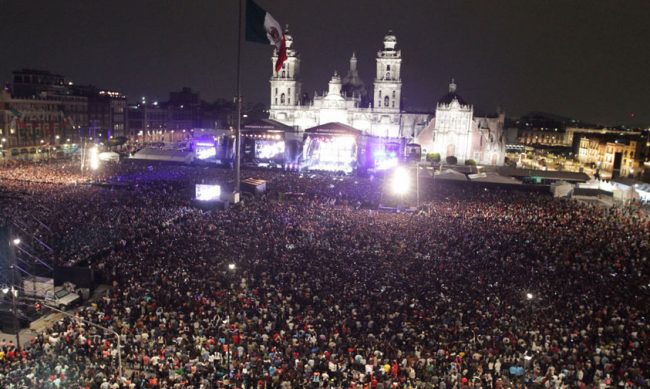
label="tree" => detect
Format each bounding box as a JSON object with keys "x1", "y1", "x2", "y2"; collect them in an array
[
  {"x1": 464, "y1": 159, "x2": 477, "y2": 166},
  {"x1": 446, "y1": 156, "x2": 458, "y2": 165},
  {"x1": 426, "y1": 152, "x2": 441, "y2": 162}
]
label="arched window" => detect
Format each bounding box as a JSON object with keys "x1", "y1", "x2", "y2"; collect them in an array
[
  {"x1": 392, "y1": 101, "x2": 395, "y2": 108},
  {"x1": 384, "y1": 96, "x2": 389, "y2": 107},
  {"x1": 386, "y1": 65, "x2": 390, "y2": 71},
  {"x1": 275, "y1": 88, "x2": 278, "y2": 96},
  {"x1": 280, "y1": 93, "x2": 285, "y2": 104},
  {"x1": 392, "y1": 91, "x2": 396, "y2": 98},
  {"x1": 385, "y1": 72, "x2": 390, "y2": 79},
  {"x1": 282, "y1": 71, "x2": 286, "y2": 78},
  {"x1": 288, "y1": 88, "x2": 291, "y2": 95},
  {"x1": 379, "y1": 90, "x2": 382, "y2": 98}
]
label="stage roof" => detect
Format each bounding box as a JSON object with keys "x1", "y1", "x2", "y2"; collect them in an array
[
  {"x1": 304, "y1": 122, "x2": 363, "y2": 136},
  {"x1": 243, "y1": 118, "x2": 295, "y2": 132}
]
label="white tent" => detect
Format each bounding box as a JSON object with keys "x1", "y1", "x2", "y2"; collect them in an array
[
  {"x1": 468, "y1": 172, "x2": 522, "y2": 185},
  {"x1": 550, "y1": 181, "x2": 574, "y2": 198},
  {"x1": 435, "y1": 169, "x2": 468, "y2": 181}
]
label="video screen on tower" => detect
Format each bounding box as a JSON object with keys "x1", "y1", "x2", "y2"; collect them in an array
[
  {"x1": 255, "y1": 140, "x2": 285, "y2": 160},
  {"x1": 195, "y1": 184, "x2": 221, "y2": 201},
  {"x1": 302, "y1": 135, "x2": 357, "y2": 174},
  {"x1": 195, "y1": 142, "x2": 217, "y2": 160}
]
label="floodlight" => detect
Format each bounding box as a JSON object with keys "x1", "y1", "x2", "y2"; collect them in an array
[
  {"x1": 89, "y1": 146, "x2": 99, "y2": 170},
  {"x1": 228, "y1": 263, "x2": 236, "y2": 271},
  {"x1": 391, "y1": 167, "x2": 410, "y2": 195}
]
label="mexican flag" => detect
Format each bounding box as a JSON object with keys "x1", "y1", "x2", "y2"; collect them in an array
[
  {"x1": 8, "y1": 105, "x2": 22, "y2": 118},
  {"x1": 245, "y1": 0, "x2": 287, "y2": 72},
  {"x1": 7, "y1": 105, "x2": 25, "y2": 128}
]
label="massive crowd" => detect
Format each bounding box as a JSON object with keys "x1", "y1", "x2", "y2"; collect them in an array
[{"x1": 0, "y1": 160, "x2": 648, "y2": 388}]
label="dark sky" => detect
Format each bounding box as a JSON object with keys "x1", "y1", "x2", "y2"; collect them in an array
[{"x1": 1, "y1": 0, "x2": 649, "y2": 126}]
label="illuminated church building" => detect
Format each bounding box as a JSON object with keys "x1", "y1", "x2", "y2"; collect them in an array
[{"x1": 269, "y1": 29, "x2": 506, "y2": 166}]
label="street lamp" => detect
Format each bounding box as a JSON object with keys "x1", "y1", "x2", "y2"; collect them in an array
[
  {"x1": 228, "y1": 263, "x2": 236, "y2": 271},
  {"x1": 12, "y1": 238, "x2": 20, "y2": 246},
  {"x1": 526, "y1": 293, "x2": 533, "y2": 300},
  {"x1": 414, "y1": 162, "x2": 425, "y2": 208}
]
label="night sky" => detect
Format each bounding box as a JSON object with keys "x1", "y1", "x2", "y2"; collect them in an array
[{"x1": 1, "y1": 0, "x2": 649, "y2": 126}]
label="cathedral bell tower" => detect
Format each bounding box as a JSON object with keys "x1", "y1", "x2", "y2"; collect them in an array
[
  {"x1": 373, "y1": 30, "x2": 402, "y2": 111},
  {"x1": 270, "y1": 25, "x2": 301, "y2": 108}
]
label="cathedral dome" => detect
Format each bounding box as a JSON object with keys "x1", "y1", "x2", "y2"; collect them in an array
[{"x1": 438, "y1": 78, "x2": 468, "y2": 106}]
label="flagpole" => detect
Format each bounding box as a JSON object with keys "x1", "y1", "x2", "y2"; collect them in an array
[{"x1": 234, "y1": 0, "x2": 244, "y2": 197}]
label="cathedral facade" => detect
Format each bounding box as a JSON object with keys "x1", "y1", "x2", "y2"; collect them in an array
[
  {"x1": 415, "y1": 80, "x2": 506, "y2": 165},
  {"x1": 269, "y1": 29, "x2": 506, "y2": 166},
  {"x1": 269, "y1": 30, "x2": 415, "y2": 138}
]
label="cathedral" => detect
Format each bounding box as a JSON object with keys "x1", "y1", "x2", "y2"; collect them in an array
[
  {"x1": 268, "y1": 28, "x2": 506, "y2": 166},
  {"x1": 415, "y1": 80, "x2": 506, "y2": 166}
]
